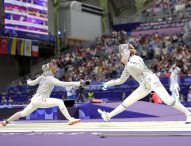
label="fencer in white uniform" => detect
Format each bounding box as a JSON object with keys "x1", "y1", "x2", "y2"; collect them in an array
[
  {"x1": 98, "y1": 42, "x2": 191, "y2": 124},
  {"x1": 170, "y1": 65, "x2": 181, "y2": 101},
  {"x1": 1, "y1": 62, "x2": 88, "y2": 126}
]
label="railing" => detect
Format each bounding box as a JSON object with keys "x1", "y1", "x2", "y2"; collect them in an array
[{"x1": 1, "y1": 76, "x2": 190, "y2": 105}]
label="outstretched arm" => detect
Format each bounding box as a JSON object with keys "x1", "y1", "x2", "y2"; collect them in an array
[
  {"x1": 27, "y1": 77, "x2": 40, "y2": 86},
  {"x1": 49, "y1": 77, "x2": 81, "y2": 87},
  {"x1": 105, "y1": 67, "x2": 130, "y2": 87}
]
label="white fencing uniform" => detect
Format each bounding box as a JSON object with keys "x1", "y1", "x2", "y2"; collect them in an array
[
  {"x1": 20, "y1": 71, "x2": 80, "y2": 119},
  {"x1": 170, "y1": 66, "x2": 181, "y2": 101},
  {"x1": 105, "y1": 55, "x2": 175, "y2": 105},
  {"x1": 104, "y1": 55, "x2": 190, "y2": 119}
]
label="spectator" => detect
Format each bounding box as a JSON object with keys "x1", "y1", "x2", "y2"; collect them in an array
[
  {"x1": 1, "y1": 96, "x2": 7, "y2": 104},
  {"x1": 88, "y1": 90, "x2": 95, "y2": 102},
  {"x1": 8, "y1": 96, "x2": 14, "y2": 104},
  {"x1": 65, "y1": 86, "x2": 77, "y2": 100},
  {"x1": 151, "y1": 91, "x2": 163, "y2": 104}
]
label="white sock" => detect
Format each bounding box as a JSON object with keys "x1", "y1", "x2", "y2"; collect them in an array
[
  {"x1": 59, "y1": 102, "x2": 72, "y2": 120},
  {"x1": 108, "y1": 104, "x2": 126, "y2": 119},
  {"x1": 7, "y1": 112, "x2": 22, "y2": 122},
  {"x1": 60, "y1": 108, "x2": 72, "y2": 120},
  {"x1": 173, "y1": 101, "x2": 191, "y2": 116}
]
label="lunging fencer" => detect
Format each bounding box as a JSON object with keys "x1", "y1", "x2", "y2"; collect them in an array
[
  {"x1": 98, "y1": 39, "x2": 191, "y2": 124},
  {"x1": 0, "y1": 62, "x2": 89, "y2": 126}
]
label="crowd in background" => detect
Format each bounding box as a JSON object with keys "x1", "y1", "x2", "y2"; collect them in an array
[
  {"x1": 54, "y1": 31, "x2": 191, "y2": 82},
  {"x1": 134, "y1": 19, "x2": 185, "y2": 32},
  {"x1": 1, "y1": 0, "x2": 191, "y2": 105},
  {"x1": 142, "y1": 0, "x2": 191, "y2": 22},
  {"x1": 143, "y1": 0, "x2": 191, "y2": 15},
  {"x1": 151, "y1": 42, "x2": 191, "y2": 76},
  {"x1": 55, "y1": 31, "x2": 127, "y2": 81}
]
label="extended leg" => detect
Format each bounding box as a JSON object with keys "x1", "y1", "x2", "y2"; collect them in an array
[
  {"x1": 39, "y1": 98, "x2": 80, "y2": 125},
  {"x1": 154, "y1": 85, "x2": 191, "y2": 123},
  {"x1": 154, "y1": 85, "x2": 190, "y2": 116},
  {"x1": 1, "y1": 103, "x2": 37, "y2": 126},
  {"x1": 98, "y1": 86, "x2": 150, "y2": 121}
]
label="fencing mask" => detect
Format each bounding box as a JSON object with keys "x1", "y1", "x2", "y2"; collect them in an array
[
  {"x1": 42, "y1": 63, "x2": 49, "y2": 72},
  {"x1": 119, "y1": 43, "x2": 131, "y2": 60}
]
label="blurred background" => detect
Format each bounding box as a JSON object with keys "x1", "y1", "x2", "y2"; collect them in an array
[{"x1": 0, "y1": 0, "x2": 190, "y2": 120}]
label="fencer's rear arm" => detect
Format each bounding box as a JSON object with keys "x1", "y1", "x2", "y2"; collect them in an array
[
  {"x1": 27, "y1": 77, "x2": 40, "y2": 86},
  {"x1": 49, "y1": 77, "x2": 81, "y2": 87},
  {"x1": 105, "y1": 67, "x2": 130, "y2": 87}
]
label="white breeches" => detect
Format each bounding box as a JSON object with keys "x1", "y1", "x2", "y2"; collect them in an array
[
  {"x1": 123, "y1": 74, "x2": 175, "y2": 107},
  {"x1": 20, "y1": 95, "x2": 66, "y2": 117},
  {"x1": 171, "y1": 87, "x2": 180, "y2": 101},
  {"x1": 170, "y1": 83, "x2": 180, "y2": 101}
]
